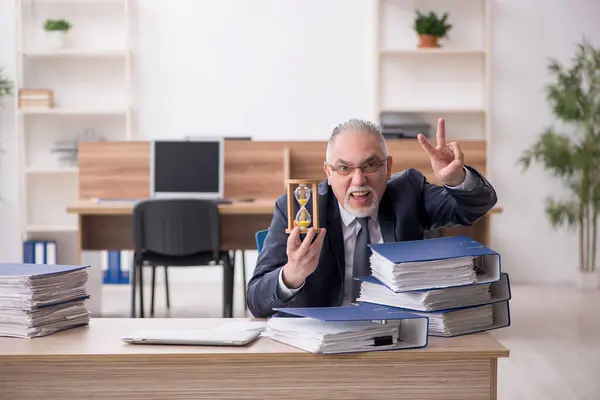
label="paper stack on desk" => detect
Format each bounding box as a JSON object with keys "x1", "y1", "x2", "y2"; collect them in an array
[
  {"x1": 267, "y1": 303, "x2": 429, "y2": 354},
  {"x1": 357, "y1": 236, "x2": 512, "y2": 337},
  {"x1": 0, "y1": 263, "x2": 91, "y2": 338}
]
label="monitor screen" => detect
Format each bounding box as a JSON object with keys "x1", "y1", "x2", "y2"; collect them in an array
[{"x1": 151, "y1": 139, "x2": 224, "y2": 198}]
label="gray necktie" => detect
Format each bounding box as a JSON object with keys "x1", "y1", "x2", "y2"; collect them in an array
[{"x1": 352, "y1": 217, "x2": 371, "y2": 302}]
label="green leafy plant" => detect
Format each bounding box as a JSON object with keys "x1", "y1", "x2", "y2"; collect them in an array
[
  {"x1": 0, "y1": 67, "x2": 13, "y2": 102},
  {"x1": 44, "y1": 19, "x2": 72, "y2": 32},
  {"x1": 519, "y1": 37, "x2": 600, "y2": 273},
  {"x1": 413, "y1": 10, "x2": 452, "y2": 38}
]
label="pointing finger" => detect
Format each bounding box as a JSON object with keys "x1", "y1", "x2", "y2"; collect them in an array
[
  {"x1": 436, "y1": 118, "x2": 446, "y2": 149},
  {"x1": 417, "y1": 134, "x2": 436, "y2": 158}
]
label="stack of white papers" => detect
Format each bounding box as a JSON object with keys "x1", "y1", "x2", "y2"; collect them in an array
[
  {"x1": 369, "y1": 253, "x2": 478, "y2": 292},
  {"x1": 0, "y1": 263, "x2": 91, "y2": 338},
  {"x1": 409, "y1": 304, "x2": 495, "y2": 337},
  {"x1": 266, "y1": 318, "x2": 405, "y2": 354},
  {"x1": 358, "y1": 278, "x2": 492, "y2": 311}
]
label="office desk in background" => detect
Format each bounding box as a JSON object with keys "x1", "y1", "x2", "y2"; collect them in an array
[
  {"x1": 67, "y1": 199, "x2": 276, "y2": 318},
  {"x1": 0, "y1": 318, "x2": 509, "y2": 400},
  {"x1": 67, "y1": 199, "x2": 275, "y2": 256}
]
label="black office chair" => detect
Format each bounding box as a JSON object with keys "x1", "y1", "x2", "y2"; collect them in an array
[{"x1": 130, "y1": 198, "x2": 234, "y2": 318}]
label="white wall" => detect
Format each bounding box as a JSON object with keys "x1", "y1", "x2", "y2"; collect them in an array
[
  {"x1": 0, "y1": 0, "x2": 599, "y2": 285},
  {"x1": 489, "y1": 0, "x2": 600, "y2": 284}
]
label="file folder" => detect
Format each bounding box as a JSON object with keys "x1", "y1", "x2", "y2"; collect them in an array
[
  {"x1": 269, "y1": 303, "x2": 429, "y2": 354},
  {"x1": 405, "y1": 300, "x2": 512, "y2": 337},
  {"x1": 368, "y1": 235, "x2": 501, "y2": 292},
  {"x1": 358, "y1": 273, "x2": 512, "y2": 312}
]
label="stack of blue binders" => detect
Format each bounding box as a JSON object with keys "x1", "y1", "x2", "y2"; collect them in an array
[{"x1": 356, "y1": 235, "x2": 511, "y2": 337}]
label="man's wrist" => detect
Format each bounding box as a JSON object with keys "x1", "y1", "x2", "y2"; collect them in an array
[
  {"x1": 282, "y1": 264, "x2": 304, "y2": 289},
  {"x1": 443, "y1": 168, "x2": 467, "y2": 187}
]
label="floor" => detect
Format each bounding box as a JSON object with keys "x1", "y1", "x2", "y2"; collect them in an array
[{"x1": 103, "y1": 281, "x2": 600, "y2": 400}]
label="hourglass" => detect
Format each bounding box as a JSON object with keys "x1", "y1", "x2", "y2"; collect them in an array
[{"x1": 285, "y1": 179, "x2": 320, "y2": 233}]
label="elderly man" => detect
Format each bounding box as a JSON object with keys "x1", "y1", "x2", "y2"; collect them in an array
[{"x1": 247, "y1": 118, "x2": 497, "y2": 318}]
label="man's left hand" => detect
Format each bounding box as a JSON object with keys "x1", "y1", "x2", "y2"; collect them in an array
[{"x1": 417, "y1": 118, "x2": 466, "y2": 186}]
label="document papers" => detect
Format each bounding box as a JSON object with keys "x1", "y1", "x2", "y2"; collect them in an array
[
  {"x1": 267, "y1": 303, "x2": 428, "y2": 354},
  {"x1": 358, "y1": 276, "x2": 493, "y2": 311},
  {"x1": 367, "y1": 236, "x2": 501, "y2": 292},
  {"x1": 357, "y1": 237, "x2": 511, "y2": 337},
  {"x1": 0, "y1": 263, "x2": 91, "y2": 338}
]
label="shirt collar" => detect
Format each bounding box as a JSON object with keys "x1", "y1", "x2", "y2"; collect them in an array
[{"x1": 337, "y1": 200, "x2": 379, "y2": 227}]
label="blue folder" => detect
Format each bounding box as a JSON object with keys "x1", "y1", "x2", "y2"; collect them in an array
[
  {"x1": 368, "y1": 235, "x2": 502, "y2": 292},
  {"x1": 0, "y1": 263, "x2": 88, "y2": 277},
  {"x1": 369, "y1": 235, "x2": 499, "y2": 263},
  {"x1": 0, "y1": 263, "x2": 91, "y2": 309},
  {"x1": 358, "y1": 273, "x2": 512, "y2": 312},
  {"x1": 272, "y1": 303, "x2": 429, "y2": 353}
]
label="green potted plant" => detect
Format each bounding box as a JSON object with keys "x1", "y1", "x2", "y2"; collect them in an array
[
  {"x1": 518, "y1": 37, "x2": 600, "y2": 290},
  {"x1": 413, "y1": 10, "x2": 452, "y2": 48},
  {"x1": 0, "y1": 68, "x2": 13, "y2": 104},
  {"x1": 43, "y1": 19, "x2": 72, "y2": 49}
]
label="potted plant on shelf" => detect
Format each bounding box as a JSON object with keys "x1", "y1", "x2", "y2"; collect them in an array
[
  {"x1": 43, "y1": 19, "x2": 72, "y2": 49},
  {"x1": 413, "y1": 10, "x2": 452, "y2": 48},
  {"x1": 518, "y1": 37, "x2": 600, "y2": 290}
]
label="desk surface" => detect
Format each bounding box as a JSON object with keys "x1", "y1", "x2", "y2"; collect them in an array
[
  {"x1": 66, "y1": 199, "x2": 277, "y2": 216},
  {"x1": 0, "y1": 318, "x2": 509, "y2": 360}
]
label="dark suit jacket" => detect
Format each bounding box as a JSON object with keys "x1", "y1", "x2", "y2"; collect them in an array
[{"x1": 246, "y1": 166, "x2": 498, "y2": 318}]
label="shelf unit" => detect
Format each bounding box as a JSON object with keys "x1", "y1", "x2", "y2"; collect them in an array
[
  {"x1": 15, "y1": 0, "x2": 134, "y2": 264},
  {"x1": 374, "y1": 0, "x2": 491, "y2": 143}
]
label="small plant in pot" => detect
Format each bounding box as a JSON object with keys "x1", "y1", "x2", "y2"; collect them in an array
[
  {"x1": 44, "y1": 19, "x2": 72, "y2": 49},
  {"x1": 413, "y1": 10, "x2": 452, "y2": 48}
]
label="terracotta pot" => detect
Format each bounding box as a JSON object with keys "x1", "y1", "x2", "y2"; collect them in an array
[{"x1": 418, "y1": 34, "x2": 440, "y2": 48}]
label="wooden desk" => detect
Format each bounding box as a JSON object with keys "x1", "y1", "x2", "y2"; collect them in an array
[
  {"x1": 0, "y1": 318, "x2": 509, "y2": 399},
  {"x1": 67, "y1": 200, "x2": 276, "y2": 319},
  {"x1": 67, "y1": 199, "x2": 276, "y2": 256}
]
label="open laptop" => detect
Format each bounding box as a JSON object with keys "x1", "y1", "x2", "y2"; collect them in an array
[{"x1": 121, "y1": 329, "x2": 261, "y2": 347}]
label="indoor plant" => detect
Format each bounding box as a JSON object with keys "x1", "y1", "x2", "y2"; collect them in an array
[
  {"x1": 43, "y1": 19, "x2": 72, "y2": 49},
  {"x1": 519, "y1": 37, "x2": 600, "y2": 289},
  {"x1": 413, "y1": 10, "x2": 452, "y2": 48},
  {"x1": 0, "y1": 68, "x2": 13, "y2": 103}
]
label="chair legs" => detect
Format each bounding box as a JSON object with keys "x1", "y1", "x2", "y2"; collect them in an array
[
  {"x1": 222, "y1": 253, "x2": 234, "y2": 318},
  {"x1": 241, "y1": 250, "x2": 247, "y2": 317},
  {"x1": 130, "y1": 255, "x2": 137, "y2": 318},
  {"x1": 165, "y1": 266, "x2": 170, "y2": 309},
  {"x1": 150, "y1": 266, "x2": 157, "y2": 317},
  {"x1": 150, "y1": 266, "x2": 169, "y2": 317}
]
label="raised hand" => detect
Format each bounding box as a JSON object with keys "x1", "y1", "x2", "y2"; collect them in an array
[
  {"x1": 282, "y1": 226, "x2": 327, "y2": 289},
  {"x1": 417, "y1": 118, "x2": 466, "y2": 186}
]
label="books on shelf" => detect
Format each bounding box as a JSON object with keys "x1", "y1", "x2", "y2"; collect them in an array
[
  {"x1": 266, "y1": 303, "x2": 428, "y2": 354},
  {"x1": 0, "y1": 263, "x2": 91, "y2": 339},
  {"x1": 356, "y1": 236, "x2": 511, "y2": 337}
]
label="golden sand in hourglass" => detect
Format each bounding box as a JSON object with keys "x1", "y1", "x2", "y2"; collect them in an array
[{"x1": 285, "y1": 179, "x2": 320, "y2": 234}]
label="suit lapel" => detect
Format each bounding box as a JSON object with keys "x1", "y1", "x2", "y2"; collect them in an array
[
  {"x1": 318, "y1": 181, "x2": 345, "y2": 276},
  {"x1": 378, "y1": 189, "x2": 396, "y2": 243}
]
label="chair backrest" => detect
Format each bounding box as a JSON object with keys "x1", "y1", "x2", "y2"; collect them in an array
[
  {"x1": 132, "y1": 198, "x2": 220, "y2": 259},
  {"x1": 255, "y1": 229, "x2": 268, "y2": 253}
]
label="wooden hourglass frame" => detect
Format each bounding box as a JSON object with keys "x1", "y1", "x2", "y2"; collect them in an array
[{"x1": 285, "y1": 179, "x2": 320, "y2": 233}]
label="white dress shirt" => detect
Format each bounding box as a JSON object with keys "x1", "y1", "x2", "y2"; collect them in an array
[{"x1": 277, "y1": 167, "x2": 477, "y2": 303}]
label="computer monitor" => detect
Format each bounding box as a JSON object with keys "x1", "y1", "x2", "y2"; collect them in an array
[{"x1": 150, "y1": 138, "x2": 224, "y2": 199}]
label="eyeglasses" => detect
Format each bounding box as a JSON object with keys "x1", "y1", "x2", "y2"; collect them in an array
[{"x1": 327, "y1": 157, "x2": 388, "y2": 176}]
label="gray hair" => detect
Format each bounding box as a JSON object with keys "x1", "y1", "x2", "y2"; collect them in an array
[{"x1": 326, "y1": 118, "x2": 388, "y2": 162}]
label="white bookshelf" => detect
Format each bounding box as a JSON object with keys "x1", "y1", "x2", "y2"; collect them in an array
[
  {"x1": 15, "y1": 0, "x2": 134, "y2": 264},
  {"x1": 374, "y1": 0, "x2": 491, "y2": 143}
]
